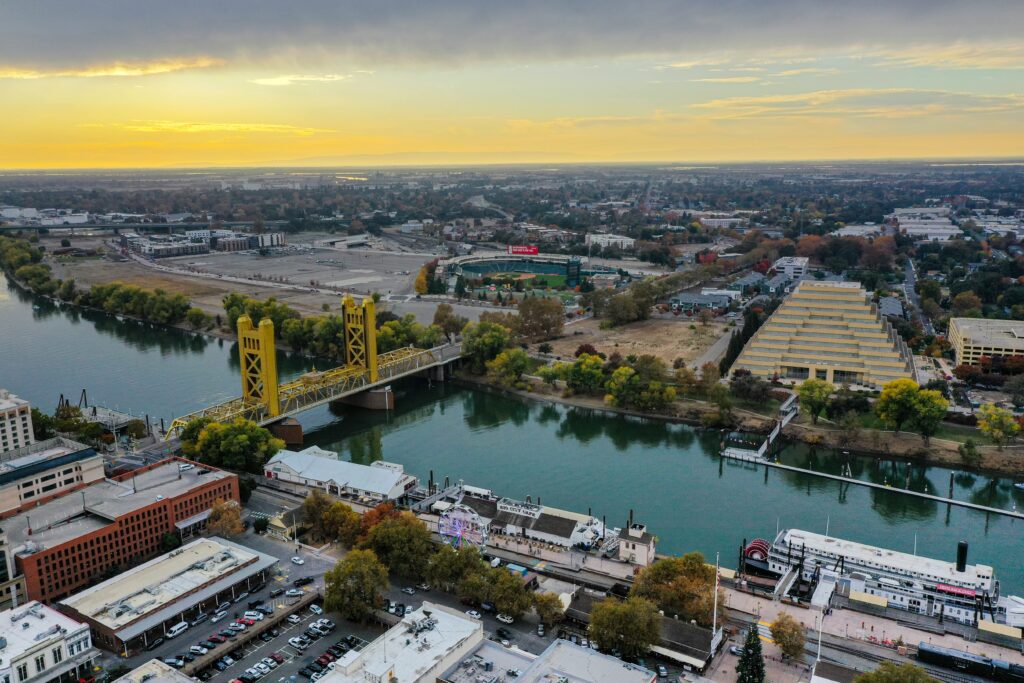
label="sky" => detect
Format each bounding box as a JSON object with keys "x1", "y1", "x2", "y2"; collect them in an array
[{"x1": 2, "y1": 1, "x2": 1024, "y2": 168}]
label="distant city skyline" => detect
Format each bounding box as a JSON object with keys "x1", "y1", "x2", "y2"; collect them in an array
[{"x1": 2, "y1": 1, "x2": 1023, "y2": 168}]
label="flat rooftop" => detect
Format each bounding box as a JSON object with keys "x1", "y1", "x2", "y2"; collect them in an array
[
  {"x1": 779, "y1": 529, "x2": 992, "y2": 585},
  {"x1": 442, "y1": 640, "x2": 534, "y2": 682},
  {"x1": 951, "y1": 318, "x2": 1024, "y2": 346},
  {"x1": 0, "y1": 437, "x2": 95, "y2": 476},
  {"x1": 0, "y1": 390, "x2": 29, "y2": 412},
  {"x1": 8, "y1": 461, "x2": 232, "y2": 554},
  {"x1": 61, "y1": 537, "x2": 260, "y2": 630},
  {"x1": 114, "y1": 659, "x2": 195, "y2": 683},
  {"x1": 0, "y1": 601, "x2": 88, "y2": 657},
  {"x1": 520, "y1": 640, "x2": 656, "y2": 683},
  {"x1": 326, "y1": 602, "x2": 482, "y2": 682}
]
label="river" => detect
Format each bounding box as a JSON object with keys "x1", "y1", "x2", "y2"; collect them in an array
[{"x1": 2, "y1": 277, "x2": 1022, "y2": 595}]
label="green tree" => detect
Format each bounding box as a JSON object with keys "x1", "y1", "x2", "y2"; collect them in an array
[
  {"x1": 588, "y1": 597, "x2": 660, "y2": 660},
  {"x1": 433, "y1": 303, "x2": 469, "y2": 340},
  {"x1": 797, "y1": 379, "x2": 834, "y2": 424},
  {"x1": 736, "y1": 624, "x2": 767, "y2": 683},
  {"x1": 124, "y1": 419, "x2": 148, "y2": 439},
  {"x1": 631, "y1": 552, "x2": 722, "y2": 627},
  {"x1": 489, "y1": 567, "x2": 533, "y2": 618},
  {"x1": 770, "y1": 613, "x2": 806, "y2": 660},
  {"x1": 1004, "y1": 375, "x2": 1024, "y2": 409},
  {"x1": 909, "y1": 388, "x2": 949, "y2": 445},
  {"x1": 207, "y1": 498, "x2": 245, "y2": 536},
  {"x1": 462, "y1": 321, "x2": 512, "y2": 372},
  {"x1": 486, "y1": 348, "x2": 532, "y2": 386},
  {"x1": 426, "y1": 545, "x2": 485, "y2": 593},
  {"x1": 567, "y1": 353, "x2": 606, "y2": 394},
  {"x1": 359, "y1": 512, "x2": 433, "y2": 578},
  {"x1": 324, "y1": 549, "x2": 389, "y2": 623},
  {"x1": 605, "y1": 366, "x2": 640, "y2": 407},
  {"x1": 161, "y1": 532, "x2": 182, "y2": 552},
  {"x1": 517, "y1": 296, "x2": 565, "y2": 341},
  {"x1": 853, "y1": 662, "x2": 935, "y2": 683},
  {"x1": 186, "y1": 307, "x2": 212, "y2": 330},
  {"x1": 537, "y1": 362, "x2": 569, "y2": 387},
  {"x1": 958, "y1": 438, "x2": 981, "y2": 468},
  {"x1": 253, "y1": 517, "x2": 270, "y2": 534},
  {"x1": 875, "y1": 379, "x2": 922, "y2": 434},
  {"x1": 179, "y1": 416, "x2": 215, "y2": 457},
  {"x1": 977, "y1": 403, "x2": 1020, "y2": 449},
  {"x1": 302, "y1": 490, "x2": 334, "y2": 542},
  {"x1": 186, "y1": 418, "x2": 283, "y2": 473},
  {"x1": 30, "y1": 408, "x2": 55, "y2": 441},
  {"x1": 533, "y1": 592, "x2": 565, "y2": 627}
]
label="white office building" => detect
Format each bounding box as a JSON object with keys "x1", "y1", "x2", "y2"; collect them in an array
[
  {"x1": 585, "y1": 233, "x2": 635, "y2": 250},
  {"x1": 0, "y1": 390, "x2": 34, "y2": 455},
  {"x1": 0, "y1": 602, "x2": 98, "y2": 683},
  {"x1": 773, "y1": 256, "x2": 809, "y2": 279}
]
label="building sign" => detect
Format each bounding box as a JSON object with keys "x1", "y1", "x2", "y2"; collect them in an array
[
  {"x1": 497, "y1": 497, "x2": 542, "y2": 519},
  {"x1": 936, "y1": 583, "x2": 976, "y2": 598},
  {"x1": 507, "y1": 245, "x2": 539, "y2": 255}
]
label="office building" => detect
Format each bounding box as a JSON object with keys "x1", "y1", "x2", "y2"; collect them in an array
[
  {"x1": 264, "y1": 446, "x2": 417, "y2": 504},
  {"x1": 8, "y1": 459, "x2": 238, "y2": 603},
  {"x1": 59, "y1": 537, "x2": 277, "y2": 655},
  {"x1": 732, "y1": 281, "x2": 916, "y2": 389},
  {"x1": 0, "y1": 390, "x2": 34, "y2": 454},
  {"x1": 320, "y1": 603, "x2": 483, "y2": 683},
  {"x1": 0, "y1": 437, "x2": 104, "y2": 519},
  {"x1": 0, "y1": 602, "x2": 98, "y2": 683},
  {"x1": 948, "y1": 318, "x2": 1024, "y2": 366},
  {"x1": 584, "y1": 233, "x2": 635, "y2": 250},
  {"x1": 773, "y1": 256, "x2": 809, "y2": 279}
]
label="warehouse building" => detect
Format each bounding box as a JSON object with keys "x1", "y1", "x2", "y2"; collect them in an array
[
  {"x1": 59, "y1": 537, "x2": 277, "y2": 655},
  {"x1": 949, "y1": 318, "x2": 1024, "y2": 366},
  {"x1": 8, "y1": 459, "x2": 238, "y2": 603},
  {"x1": 732, "y1": 280, "x2": 916, "y2": 389},
  {"x1": 0, "y1": 601, "x2": 98, "y2": 683},
  {"x1": 264, "y1": 446, "x2": 417, "y2": 504}
]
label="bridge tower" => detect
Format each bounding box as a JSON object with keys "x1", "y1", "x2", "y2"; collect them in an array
[
  {"x1": 237, "y1": 315, "x2": 280, "y2": 417},
  {"x1": 342, "y1": 296, "x2": 379, "y2": 382}
]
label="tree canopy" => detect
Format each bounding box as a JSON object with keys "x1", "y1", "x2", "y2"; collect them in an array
[
  {"x1": 183, "y1": 418, "x2": 283, "y2": 473},
  {"x1": 797, "y1": 379, "x2": 834, "y2": 424},
  {"x1": 358, "y1": 512, "x2": 433, "y2": 579},
  {"x1": 588, "y1": 597, "x2": 660, "y2": 660},
  {"x1": 631, "y1": 552, "x2": 722, "y2": 628},
  {"x1": 324, "y1": 549, "x2": 389, "y2": 623}
]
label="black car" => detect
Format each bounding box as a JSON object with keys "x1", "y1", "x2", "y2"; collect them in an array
[
  {"x1": 232, "y1": 649, "x2": 246, "y2": 660},
  {"x1": 248, "y1": 599, "x2": 264, "y2": 609},
  {"x1": 260, "y1": 632, "x2": 273, "y2": 642},
  {"x1": 146, "y1": 638, "x2": 165, "y2": 651},
  {"x1": 496, "y1": 627, "x2": 511, "y2": 639},
  {"x1": 219, "y1": 630, "x2": 236, "y2": 639},
  {"x1": 297, "y1": 668, "x2": 313, "y2": 679},
  {"x1": 199, "y1": 640, "x2": 217, "y2": 649},
  {"x1": 256, "y1": 606, "x2": 274, "y2": 616},
  {"x1": 197, "y1": 671, "x2": 214, "y2": 681},
  {"x1": 269, "y1": 628, "x2": 280, "y2": 638},
  {"x1": 303, "y1": 628, "x2": 321, "y2": 640},
  {"x1": 269, "y1": 588, "x2": 284, "y2": 598},
  {"x1": 180, "y1": 653, "x2": 196, "y2": 663},
  {"x1": 293, "y1": 577, "x2": 315, "y2": 587},
  {"x1": 238, "y1": 675, "x2": 255, "y2": 683},
  {"x1": 345, "y1": 635, "x2": 359, "y2": 646},
  {"x1": 213, "y1": 662, "x2": 228, "y2": 672},
  {"x1": 327, "y1": 646, "x2": 345, "y2": 656},
  {"x1": 308, "y1": 662, "x2": 325, "y2": 673}
]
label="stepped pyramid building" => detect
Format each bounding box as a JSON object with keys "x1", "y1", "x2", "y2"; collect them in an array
[{"x1": 733, "y1": 280, "x2": 916, "y2": 389}]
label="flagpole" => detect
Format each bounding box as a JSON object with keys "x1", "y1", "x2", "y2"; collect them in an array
[{"x1": 713, "y1": 552, "x2": 720, "y2": 632}]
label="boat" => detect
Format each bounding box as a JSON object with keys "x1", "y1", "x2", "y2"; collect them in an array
[{"x1": 1014, "y1": 483, "x2": 1024, "y2": 491}]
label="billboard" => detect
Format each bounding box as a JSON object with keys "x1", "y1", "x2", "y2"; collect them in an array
[{"x1": 507, "y1": 244, "x2": 539, "y2": 255}]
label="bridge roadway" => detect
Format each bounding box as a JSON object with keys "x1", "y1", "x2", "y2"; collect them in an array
[
  {"x1": 168, "y1": 342, "x2": 462, "y2": 435},
  {"x1": 721, "y1": 451, "x2": 1024, "y2": 520}
]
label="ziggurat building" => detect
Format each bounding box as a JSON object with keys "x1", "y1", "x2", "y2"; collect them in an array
[{"x1": 733, "y1": 280, "x2": 916, "y2": 389}]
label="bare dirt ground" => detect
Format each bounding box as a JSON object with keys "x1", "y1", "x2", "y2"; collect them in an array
[{"x1": 547, "y1": 316, "x2": 729, "y2": 365}]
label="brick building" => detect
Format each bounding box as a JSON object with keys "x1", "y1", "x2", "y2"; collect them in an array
[{"x1": 7, "y1": 459, "x2": 238, "y2": 603}]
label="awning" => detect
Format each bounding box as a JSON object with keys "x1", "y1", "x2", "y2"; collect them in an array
[
  {"x1": 175, "y1": 509, "x2": 211, "y2": 529},
  {"x1": 649, "y1": 645, "x2": 707, "y2": 669}
]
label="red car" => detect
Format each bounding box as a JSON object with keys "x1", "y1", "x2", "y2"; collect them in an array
[
  {"x1": 236, "y1": 618, "x2": 255, "y2": 626},
  {"x1": 316, "y1": 655, "x2": 333, "y2": 665},
  {"x1": 208, "y1": 635, "x2": 227, "y2": 644},
  {"x1": 269, "y1": 653, "x2": 284, "y2": 664}
]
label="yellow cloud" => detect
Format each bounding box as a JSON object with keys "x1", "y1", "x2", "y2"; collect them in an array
[
  {"x1": 250, "y1": 73, "x2": 352, "y2": 86},
  {"x1": 120, "y1": 120, "x2": 332, "y2": 135},
  {"x1": 0, "y1": 57, "x2": 224, "y2": 79},
  {"x1": 874, "y1": 43, "x2": 1024, "y2": 69},
  {"x1": 692, "y1": 76, "x2": 761, "y2": 83},
  {"x1": 775, "y1": 67, "x2": 839, "y2": 77}
]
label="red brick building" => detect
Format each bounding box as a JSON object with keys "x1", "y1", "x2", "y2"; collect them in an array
[{"x1": 8, "y1": 458, "x2": 238, "y2": 603}]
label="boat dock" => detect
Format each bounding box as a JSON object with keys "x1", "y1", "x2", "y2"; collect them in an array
[{"x1": 721, "y1": 452, "x2": 1024, "y2": 520}]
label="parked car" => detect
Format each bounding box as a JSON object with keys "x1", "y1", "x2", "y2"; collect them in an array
[
  {"x1": 180, "y1": 653, "x2": 196, "y2": 663},
  {"x1": 496, "y1": 614, "x2": 514, "y2": 624},
  {"x1": 233, "y1": 592, "x2": 250, "y2": 603},
  {"x1": 729, "y1": 646, "x2": 745, "y2": 656},
  {"x1": 537, "y1": 624, "x2": 545, "y2": 637},
  {"x1": 657, "y1": 664, "x2": 669, "y2": 678},
  {"x1": 217, "y1": 602, "x2": 232, "y2": 613},
  {"x1": 199, "y1": 640, "x2": 217, "y2": 649},
  {"x1": 307, "y1": 662, "x2": 324, "y2": 673},
  {"x1": 269, "y1": 653, "x2": 285, "y2": 664},
  {"x1": 228, "y1": 623, "x2": 245, "y2": 632},
  {"x1": 261, "y1": 657, "x2": 278, "y2": 670},
  {"x1": 287, "y1": 614, "x2": 302, "y2": 625},
  {"x1": 270, "y1": 588, "x2": 284, "y2": 598},
  {"x1": 480, "y1": 602, "x2": 495, "y2": 613},
  {"x1": 260, "y1": 632, "x2": 273, "y2": 642},
  {"x1": 297, "y1": 668, "x2": 313, "y2": 679},
  {"x1": 286, "y1": 589, "x2": 305, "y2": 598},
  {"x1": 190, "y1": 646, "x2": 209, "y2": 656},
  {"x1": 257, "y1": 606, "x2": 274, "y2": 616},
  {"x1": 293, "y1": 577, "x2": 315, "y2": 587},
  {"x1": 211, "y1": 611, "x2": 228, "y2": 623},
  {"x1": 214, "y1": 662, "x2": 228, "y2": 672},
  {"x1": 291, "y1": 556, "x2": 305, "y2": 565},
  {"x1": 209, "y1": 635, "x2": 227, "y2": 644},
  {"x1": 254, "y1": 663, "x2": 271, "y2": 675},
  {"x1": 289, "y1": 637, "x2": 309, "y2": 650},
  {"x1": 403, "y1": 605, "x2": 414, "y2": 616},
  {"x1": 401, "y1": 587, "x2": 416, "y2": 595},
  {"x1": 465, "y1": 610, "x2": 482, "y2": 620},
  {"x1": 317, "y1": 619, "x2": 335, "y2": 630},
  {"x1": 309, "y1": 604, "x2": 323, "y2": 615},
  {"x1": 243, "y1": 611, "x2": 265, "y2": 621},
  {"x1": 147, "y1": 638, "x2": 165, "y2": 651},
  {"x1": 221, "y1": 656, "x2": 235, "y2": 666},
  {"x1": 219, "y1": 629, "x2": 237, "y2": 639},
  {"x1": 162, "y1": 659, "x2": 185, "y2": 669},
  {"x1": 416, "y1": 583, "x2": 431, "y2": 592}
]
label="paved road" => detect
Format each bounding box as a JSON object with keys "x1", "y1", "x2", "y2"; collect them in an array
[{"x1": 903, "y1": 260, "x2": 934, "y2": 336}]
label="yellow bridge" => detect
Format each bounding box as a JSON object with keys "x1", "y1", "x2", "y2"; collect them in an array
[{"x1": 166, "y1": 296, "x2": 461, "y2": 437}]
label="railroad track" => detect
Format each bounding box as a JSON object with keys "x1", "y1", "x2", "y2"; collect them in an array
[{"x1": 820, "y1": 639, "x2": 983, "y2": 683}]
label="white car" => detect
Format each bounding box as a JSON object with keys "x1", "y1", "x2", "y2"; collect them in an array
[
  {"x1": 465, "y1": 610, "x2": 482, "y2": 620},
  {"x1": 211, "y1": 611, "x2": 228, "y2": 623},
  {"x1": 286, "y1": 589, "x2": 304, "y2": 597},
  {"x1": 288, "y1": 637, "x2": 308, "y2": 650},
  {"x1": 243, "y1": 611, "x2": 265, "y2": 621},
  {"x1": 190, "y1": 646, "x2": 208, "y2": 656},
  {"x1": 287, "y1": 614, "x2": 302, "y2": 624},
  {"x1": 261, "y1": 658, "x2": 278, "y2": 670},
  {"x1": 291, "y1": 557, "x2": 305, "y2": 565},
  {"x1": 309, "y1": 604, "x2": 323, "y2": 615},
  {"x1": 228, "y1": 623, "x2": 245, "y2": 632},
  {"x1": 255, "y1": 663, "x2": 271, "y2": 675},
  {"x1": 496, "y1": 614, "x2": 514, "y2": 624}
]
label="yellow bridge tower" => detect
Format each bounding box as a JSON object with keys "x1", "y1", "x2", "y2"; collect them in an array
[{"x1": 238, "y1": 315, "x2": 280, "y2": 417}]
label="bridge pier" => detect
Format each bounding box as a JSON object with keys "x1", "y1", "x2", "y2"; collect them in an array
[
  {"x1": 268, "y1": 417, "x2": 304, "y2": 447},
  {"x1": 332, "y1": 386, "x2": 395, "y2": 411}
]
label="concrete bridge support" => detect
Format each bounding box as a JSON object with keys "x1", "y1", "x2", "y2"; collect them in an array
[{"x1": 332, "y1": 386, "x2": 395, "y2": 411}]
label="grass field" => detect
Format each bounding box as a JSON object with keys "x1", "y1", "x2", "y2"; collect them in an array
[{"x1": 483, "y1": 272, "x2": 568, "y2": 289}]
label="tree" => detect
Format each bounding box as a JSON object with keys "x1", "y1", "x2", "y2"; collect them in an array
[
  {"x1": 909, "y1": 389, "x2": 949, "y2": 445},
  {"x1": 253, "y1": 517, "x2": 269, "y2": 534},
  {"x1": 588, "y1": 597, "x2": 660, "y2": 660},
  {"x1": 488, "y1": 567, "x2": 533, "y2": 618},
  {"x1": 207, "y1": 498, "x2": 245, "y2": 537},
  {"x1": 977, "y1": 403, "x2": 1020, "y2": 449},
  {"x1": 462, "y1": 321, "x2": 512, "y2": 372},
  {"x1": 853, "y1": 662, "x2": 935, "y2": 683},
  {"x1": 186, "y1": 307, "x2": 212, "y2": 330},
  {"x1": 875, "y1": 379, "x2": 922, "y2": 434},
  {"x1": 426, "y1": 545, "x2": 485, "y2": 593},
  {"x1": 486, "y1": 348, "x2": 532, "y2": 386},
  {"x1": 185, "y1": 418, "x2": 284, "y2": 473},
  {"x1": 413, "y1": 267, "x2": 429, "y2": 295},
  {"x1": 359, "y1": 512, "x2": 433, "y2": 578},
  {"x1": 736, "y1": 624, "x2": 767, "y2": 683},
  {"x1": 538, "y1": 342, "x2": 553, "y2": 354},
  {"x1": 60, "y1": 238, "x2": 71, "y2": 247},
  {"x1": 30, "y1": 408, "x2": 55, "y2": 441},
  {"x1": 517, "y1": 296, "x2": 565, "y2": 341},
  {"x1": 360, "y1": 502, "x2": 399, "y2": 537},
  {"x1": 533, "y1": 592, "x2": 565, "y2": 627},
  {"x1": 605, "y1": 366, "x2": 640, "y2": 407},
  {"x1": 302, "y1": 490, "x2": 334, "y2": 542},
  {"x1": 631, "y1": 552, "x2": 722, "y2": 627},
  {"x1": 951, "y1": 291, "x2": 983, "y2": 316},
  {"x1": 567, "y1": 353, "x2": 606, "y2": 394},
  {"x1": 1004, "y1": 375, "x2": 1024, "y2": 408},
  {"x1": 323, "y1": 501, "x2": 362, "y2": 547},
  {"x1": 958, "y1": 439, "x2": 982, "y2": 467},
  {"x1": 324, "y1": 549, "x2": 389, "y2": 623},
  {"x1": 433, "y1": 303, "x2": 468, "y2": 341},
  {"x1": 770, "y1": 613, "x2": 806, "y2": 660},
  {"x1": 124, "y1": 419, "x2": 148, "y2": 439},
  {"x1": 161, "y1": 532, "x2": 182, "y2": 552},
  {"x1": 730, "y1": 372, "x2": 772, "y2": 404},
  {"x1": 797, "y1": 379, "x2": 834, "y2": 424}
]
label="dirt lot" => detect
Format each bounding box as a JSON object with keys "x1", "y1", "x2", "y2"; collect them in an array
[{"x1": 547, "y1": 316, "x2": 730, "y2": 366}]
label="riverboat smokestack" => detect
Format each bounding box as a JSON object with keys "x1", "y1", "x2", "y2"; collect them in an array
[{"x1": 956, "y1": 541, "x2": 968, "y2": 572}]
